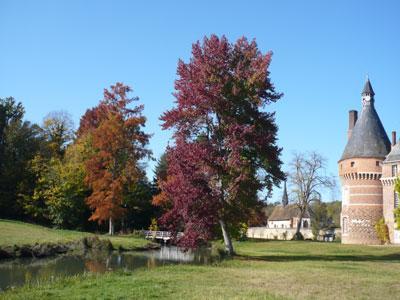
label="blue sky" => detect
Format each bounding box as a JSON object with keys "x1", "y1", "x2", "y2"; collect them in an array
[{"x1": 1, "y1": 0, "x2": 399, "y2": 203}]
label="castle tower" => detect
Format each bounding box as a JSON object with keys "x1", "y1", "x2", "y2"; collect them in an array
[
  {"x1": 381, "y1": 135, "x2": 400, "y2": 243},
  {"x1": 339, "y1": 78, "x2": 391, "y2": 244}
]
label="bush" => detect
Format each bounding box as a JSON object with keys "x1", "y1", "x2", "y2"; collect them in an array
[
  {"x1": 291, "y1": 232, "x2": 304, "y2": 241},
  {"x1": 394, "y1": 208, "x2": 400, "y2": 229},
  {"x1": 237, "y1": 223, "x2": 248, "y2": 241},
  {"x1": 148, "y1": 218, "x2": 159, "y2": 231},
  {"x1": 375, "y1": 218, "x2": 390, "y2": 244}
]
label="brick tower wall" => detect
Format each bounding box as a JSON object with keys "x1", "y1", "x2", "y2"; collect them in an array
[{"x1": 339, "y1": 158, "x2": 384, "y2": 244}]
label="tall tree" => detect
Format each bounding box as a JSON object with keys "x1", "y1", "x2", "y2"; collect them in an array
[
  {"x1": 160, "y1": 35, "x2": 284, "y2": 254},
  {"x1": 310, "y1": 200, "x2": 328, "y2": 239},
  {"x1": 82, "y1": 83, "x2": 151, "y2": 235},
  {"x1": 0, "y1": 97, "x2": 44, "y2": 219},
  {"x1": 288, "y1": 152, "x2": 334, "y2": 238},
  {"x1": 23, "y1": 139, "x2": 92, "y2": 228}
]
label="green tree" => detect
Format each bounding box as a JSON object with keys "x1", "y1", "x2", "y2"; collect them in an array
[
  {"x1": 154, "y1": 153, "x2": 168, "y2": 183},
  {"x1": 0, "y1": 97, "x2": 44, "y2": 219},
  {"x1": 326, "y1": 201, "x2": 341, "y2": 228},
  {"x1": 23, "y1": 137, "x2": 92, "y2": 228},
  {"x1": 310, "y1": 200, "x2": 328, "y2": 239},
  {"x1": 46, "y1": 140, "x2": 91, "y2": 229},
  {"x1": 123, "y1": 179, "x2": 159, "y2": 231},
  {"x1": 394, "y1": 179, "x2": 400, "y2": 229}
]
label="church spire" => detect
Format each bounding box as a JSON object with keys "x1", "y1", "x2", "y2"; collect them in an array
[{"x1": 282, "y1": 181, "x2": 288, "y2": 206}]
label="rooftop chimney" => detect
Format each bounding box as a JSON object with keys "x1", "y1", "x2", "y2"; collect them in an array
[
  {"x1": 348, "y1": 110, "x2": 358, "y2": 140},
  {"x1": 392, "y1": 131, "x2": 397, "y2": 147}
]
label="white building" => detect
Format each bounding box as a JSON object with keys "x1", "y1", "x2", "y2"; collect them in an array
[
  {"x1": 267, "y1": 205, "x2": 311, "y2": 229},
  {"x1": 267, "y1": 181, "x2": 311, "y2": 229}
]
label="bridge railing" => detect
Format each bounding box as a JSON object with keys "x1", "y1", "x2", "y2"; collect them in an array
[{"x1": 143, "y1": 230, "x2": 183, "y2": 240}]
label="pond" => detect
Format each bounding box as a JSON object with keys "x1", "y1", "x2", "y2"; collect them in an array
[{"x1": 0, "y1": 246, "x2": 218, "y2": 291}]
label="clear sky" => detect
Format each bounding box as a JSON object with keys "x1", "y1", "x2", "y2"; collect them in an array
[{"x1": 1, "y1": 0, "x2": 399, "y2": 203}]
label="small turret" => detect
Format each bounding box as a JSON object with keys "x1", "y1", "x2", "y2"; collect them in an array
[{"x1": 362, "y1": 77, "x2": 375, "y2": 107}]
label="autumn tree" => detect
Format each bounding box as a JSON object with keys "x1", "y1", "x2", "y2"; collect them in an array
[
  {"x1": 42, "y1": 111, "x2": 74, "y2": 157},
  {"x1": 288, "y1": 152, "x2": 335, "y2": 239},
  {"x1": 160, "y1": 35, "x2": 285, "y2": 254},
  {"x1": 81, "y1": 83, "x2": 151, "y2": 235}
]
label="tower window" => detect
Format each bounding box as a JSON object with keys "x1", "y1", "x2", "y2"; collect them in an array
[
  {"x1": 395, "y1": 191, "x2": 399, "y2": 209},
  {"x1": 376, "y1": 161, "x2": 380, "y2": 167},
  {"x1": 351, "y1": 162, "x2": 355, "y2": 167},
  {"x1": 392, "y1": 164, "x2": 398, "y2": 177}
]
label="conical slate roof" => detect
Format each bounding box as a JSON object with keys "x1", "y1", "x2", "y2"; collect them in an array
[
  {"x1": 362, "y1": 79, "x2": 375, "y2": 96},
  {"x1": 341, "y1": 81, "x2": 390, "y2": 161},
  {"x1": 385, "y1": 142, "x2": 400, "y2": 163}
]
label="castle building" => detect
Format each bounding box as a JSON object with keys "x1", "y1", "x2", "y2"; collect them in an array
[{"x1": 339, "y1": 78, "x2": 399, "y2": 244}]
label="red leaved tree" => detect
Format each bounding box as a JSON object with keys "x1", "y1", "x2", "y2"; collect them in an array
[
  {"x1": 159, "y1": 35, "x2": 285, "y2": 254},
  {"x1": 80, "y1": 83, "x2": 151, "y2": 234}
]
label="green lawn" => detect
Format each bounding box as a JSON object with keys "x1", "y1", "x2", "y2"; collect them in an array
[
  {"x1": 0, "y1": 219, "x2": 156, "y2": 251},
  {"x1": 2, "y1": 237, "x2": 400, "y2": 299}
]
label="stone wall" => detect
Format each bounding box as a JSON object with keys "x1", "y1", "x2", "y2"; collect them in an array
[{"x1": 247, "y1": 227, "x2": 314, "y2": 240}]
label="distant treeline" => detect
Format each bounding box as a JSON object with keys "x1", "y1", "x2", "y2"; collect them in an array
[{"x1": 0, "y1": 84, "x2": 162, "y2": 233}]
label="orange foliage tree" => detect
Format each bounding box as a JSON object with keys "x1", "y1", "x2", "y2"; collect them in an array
[{"x1": 80, "y1": 83, "x2": 151, "y2": 234}]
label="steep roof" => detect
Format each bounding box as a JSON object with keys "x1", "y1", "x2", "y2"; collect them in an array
[
  {"x1": 268, "y1": 204, "x2": 310, "y2": 221},
  {"x1": 385, "y1": 142, "x2": 400, "y2": 163},
  {"x1": 362, "y1": 78, "x2": 375, "y2": 96},
  {"x1": 282, "y1": 181, "x2": 288, "y2": 206},
  {"x1": 340, "y1": 80, "x2": 390, "y2": 161}
]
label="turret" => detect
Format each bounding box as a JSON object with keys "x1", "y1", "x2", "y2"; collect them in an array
[
  {"x1": 361, "y1": 77, "x2": 375, "y2": 107},
  {"x1": 339, "y1": 78, "x2": 390, "y2": 245}
]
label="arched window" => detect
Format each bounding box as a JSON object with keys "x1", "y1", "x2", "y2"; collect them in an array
[{"x1": 303, "y1": 220, "x2": 308, "y2": 228}]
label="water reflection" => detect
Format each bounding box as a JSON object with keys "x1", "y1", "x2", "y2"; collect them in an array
[{"x1": 0, "y1": 246, "x2": 217, "y2": 291}]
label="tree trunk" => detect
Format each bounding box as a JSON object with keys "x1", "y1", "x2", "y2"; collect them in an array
[
  {"x1": 219, "y1": 219, "x2": 234, "y2": 256},
  {"x1": 296, "y1": 217, "x2": 303, "y2": 235},
  {"x1": 109, "y1": 217, "x2": 114, "y2": 235}
]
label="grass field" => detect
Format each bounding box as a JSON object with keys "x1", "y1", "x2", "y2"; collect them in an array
[
  {"x1": 1, "y1": 221, "x2": 400, "y2": 299},
  {"x1": 0, "y1": 219, "x2": 155, "y2": 250}
]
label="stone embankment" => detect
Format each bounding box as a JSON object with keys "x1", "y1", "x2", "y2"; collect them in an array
[{"x1": 0, "y1": 236, "x2": 112, "y2": 260}]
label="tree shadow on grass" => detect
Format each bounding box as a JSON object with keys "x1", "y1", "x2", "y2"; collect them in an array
[{"x1": 234, "y1": 253, "x2": 400, "y2": 263}]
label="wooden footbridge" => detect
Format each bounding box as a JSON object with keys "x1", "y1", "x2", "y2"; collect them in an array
[{"x1": 143, "y1": 231, "x2": 183, "y2": 242}]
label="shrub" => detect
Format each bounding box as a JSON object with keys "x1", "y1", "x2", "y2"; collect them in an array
[
  {"x1": 148, "y1": 218, "x2": 159, "y2": 231},
  {"x1": 237, "y1": 223, "x2": 248, "y2": 241},
  {"x1": 375, "y1": 218, "x2": 390, "y2": 244},
  {"x1": 394, "y1": 208, "x2": 400, "y2": 229},
  {"x1": 291, "y1": 232, "x2": 304, "y2": 240}
]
